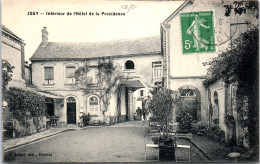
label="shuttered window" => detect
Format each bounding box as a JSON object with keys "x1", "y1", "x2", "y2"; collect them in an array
[
  {"x1": 152, "y1": 61, "x2": 162, "y2": 82},
  {"x1": 66, "y1": 66, "x2": 76, "y2": 84},
  {"x1": 44, "y1": 67, "x2": 54, "y2": 84}
]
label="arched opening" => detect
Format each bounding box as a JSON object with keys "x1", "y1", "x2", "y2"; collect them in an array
[
  {"x1": 212, "y1": 91, "x2": 219, "y2": 126},
  {"x1": 88, "y1": 96, "x2": 100, "y2": 117},
  {"x1": 178, "y1": 86, "x2": 201, "y2": 122},
  {"x1": 66, "y1": 97, "x2": 76, "y2": 124},
  {"x1": 125, "y1": 60, "x2": 135, "y2": 70}
]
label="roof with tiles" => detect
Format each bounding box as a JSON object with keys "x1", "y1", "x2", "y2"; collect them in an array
[{"x1": 30, "y1": 36, "x2": 161, "y2": 61}]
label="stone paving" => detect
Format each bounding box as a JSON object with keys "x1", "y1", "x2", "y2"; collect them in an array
[
  {"x1": 3, "y1": 121, "x2": 147, "y2": 152},
  {"x1": 190, "y1": 135, "x2": 231, "y2": 162},
  {"x1": 4, "y1": 125, "x2": 149, "y2": 162},
  {"x1": 3, "y1": 125, "x2": 85, "y2": 151},
  {"x1": 3, "y1": 120, "x2": 231, "y2": 162}
]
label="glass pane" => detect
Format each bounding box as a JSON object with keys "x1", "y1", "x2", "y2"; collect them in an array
[{"x1": 67, "y1": 97, "x2": 76, "y2": 102}]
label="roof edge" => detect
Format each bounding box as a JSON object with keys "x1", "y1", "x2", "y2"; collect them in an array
[
  {"x1": 202, "y1": 76, "x2": 221, "y2": 86},
  {"x1": 2, "y1": 26, "x2": 24, "y2": 43},
  {"x1": 163, "y1": 0, "x2": 193, "y2": 24},
  {"x1": 30, "y1": 51, "x2": 161, "y2": 61}
]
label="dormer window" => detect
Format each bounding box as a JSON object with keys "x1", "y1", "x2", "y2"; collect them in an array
[{"x1": 125, "y1": 60, "x2": 135, "y2": 70}]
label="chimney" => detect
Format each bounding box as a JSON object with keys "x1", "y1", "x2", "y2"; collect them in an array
[{"x1": 41, "y1": 27, "x2": 48, "y2": 47}]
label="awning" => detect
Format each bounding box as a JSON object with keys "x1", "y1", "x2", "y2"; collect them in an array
[
  {"x1": 36, "y1": 91, "x2": 64, "y2": 99},
  {"x1": 120, "y1": 77, "x2": 149, "y2": 90}
]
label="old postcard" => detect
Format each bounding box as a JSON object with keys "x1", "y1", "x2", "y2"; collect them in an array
[{"x1": 1, "y1": 0, "x2": 259, "y2": 163}]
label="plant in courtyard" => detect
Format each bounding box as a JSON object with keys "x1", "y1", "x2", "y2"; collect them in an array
[
  {"x1": 2, "y1": 59, "x2": 14, "y2": 93},
  {"x1": 147, "y1": 86, "x2": 181, "y2": 161},
  {"x1": 176, "y1": 109, "x2": 193, "y2": 133},
  {"x1": 205, "y1": 26, "x2": 259, "y2": 159},
  {"x1": 147, "y1": 85, "x2": 180, "y2": 136},
  {"x1": 206, "y1": 126, "x2": 226, "y2": 143},
  {"x1": 224, "y1": 114, "x2": 235, "y2": 128},
  {"x1": 82, "y1": 113, "x2": 91, "y2": 126}
]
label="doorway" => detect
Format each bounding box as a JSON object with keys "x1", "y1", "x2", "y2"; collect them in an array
[
  {"x1": 125, "y1": 87, "x2": 129, "y2": 120},
  {"x1": 46, "y1": 98, "x2": 55, "y2": 117},
  {"x1": 66, "y1": 97, "x2": 76, "y2": 124}
]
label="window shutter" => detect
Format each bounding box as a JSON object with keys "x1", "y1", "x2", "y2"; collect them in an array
[
  {"x1": 44, "y1": 67, "x2": 54, "y2": 80},
  {"x1": 66, "y1": 66, "x2": 76, "y2": 78}
]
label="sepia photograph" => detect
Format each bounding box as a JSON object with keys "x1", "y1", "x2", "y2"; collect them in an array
[{"x1": 1, "y1": 0, "x2": 259, "y2": 163}]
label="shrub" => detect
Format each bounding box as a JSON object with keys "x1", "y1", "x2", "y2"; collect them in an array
[
  {"x1": 82, "y1": 113, "x2": 91, "y2": 126},
  {"x1": 205, "y1": 126, "x2": 225, "y2": 143},
  {"x1": 224, "y1": 114, "x2": 235, "y2": 128},
  {"x1": 177, "y1": 110, "x2": 193, "y2": 133},
  {"x1": 5, "y1": 87, "x2": 46, "y2": 137},
  {"x1": 99, "y1": 121, "x2": 107, "y2": 126},
  {"x1": 149, "y1": 115, "x2": 158, "y2": 122}
]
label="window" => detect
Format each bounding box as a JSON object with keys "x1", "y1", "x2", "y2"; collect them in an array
[
  {"x1": 152, "y1": 61, "x2": 162, "y2": 82},
  {"x1": 125, "y1": 60, "x2": 135, "y2": 70},
  {"x1": 140, "y1": 90, "x2": 144, "y2": 97},
  {"x1": 66, "y1": 66, "x2": 76, "y2": 84},
  {"x1": 88, "y1": 68, "x2": 98, "y2": 84},
  {"x1": 67, "y1": 97, "x2": 76, "y2": 102},
  {"x1": 180, "y1": 89, "x2": 196, "y2": 97},
  {"x1": 89, "y1": 96, "x2": 99, "y2": 116},
  {"x1": 44, "y1": 67, "x2": 54, "y2": 84}
]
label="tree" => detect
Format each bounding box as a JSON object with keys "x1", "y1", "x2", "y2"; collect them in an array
[
  {"x1": 205, "y1": 26, "x2": 258, "y2": 159},
  {"x1": 75, "y1": 59, "x2": 125, "y2": 123},
  {"x1": 2, "y1": 59, "x2": 14, "y2": 92},
  {"x1": 224, "y1": 1, "x2": 259, "y2": 18},
  {"x1": 147, "y1": 86, "x2": 180, "y2": 136}
]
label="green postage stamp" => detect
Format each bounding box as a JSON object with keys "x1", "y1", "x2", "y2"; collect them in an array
[{"x1": 180, "y1": 11, "x2": 215, "y2": 54}]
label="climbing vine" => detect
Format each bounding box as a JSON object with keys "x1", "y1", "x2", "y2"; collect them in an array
[
  {"x1": 5, "y1": 87, "x2": 46, "y2": 127},
  {"x1": 205, "y1": 27, "x2": 258, "y2": 151},
  {"x1": 75, "y1": 59, "x2": 125, "y2": 122}
]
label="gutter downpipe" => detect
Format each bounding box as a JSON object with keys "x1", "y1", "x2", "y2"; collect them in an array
[{"x1": 161, "y1": 23, "x2": 169, "y2": 88}]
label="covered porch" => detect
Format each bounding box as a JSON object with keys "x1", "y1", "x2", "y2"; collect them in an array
[
  {"x1": 115, "y1": 77, "x2": 151, "y2": 122},
  {"x1": 36, "y1": 91, "x2": 64, "y2": 128}
]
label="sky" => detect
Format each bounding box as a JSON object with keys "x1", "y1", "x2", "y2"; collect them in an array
[{"x1": 2, "y1": 0, "x2": 184, "y2": 62}]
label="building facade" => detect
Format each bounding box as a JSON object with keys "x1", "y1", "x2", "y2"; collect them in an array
[
  {"x1": 1, "y1": 25, "x2": 26, "y2": 89},
  {"x1": 161, "y1": 0, "x2": 258, "y2": 144},
  {"x1": 30, "y1": 27, "x2": 163, "y2": 125}
]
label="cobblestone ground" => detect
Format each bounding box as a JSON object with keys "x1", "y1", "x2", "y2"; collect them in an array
[{"x1": 4, "y1": 121, "x2": 207, "y2": 162}]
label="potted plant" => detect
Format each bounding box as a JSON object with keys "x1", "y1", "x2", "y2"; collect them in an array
[
  {"x1": 82, "y1": 113, "x2": 91, "y2": 126},
  {"x1": 147, "y1": 86, "x2": 180, "y2": 161}
]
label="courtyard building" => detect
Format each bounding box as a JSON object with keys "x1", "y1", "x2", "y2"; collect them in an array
[{"x1": 30, "y1": 27, "x2": 163, "y2": 125}]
